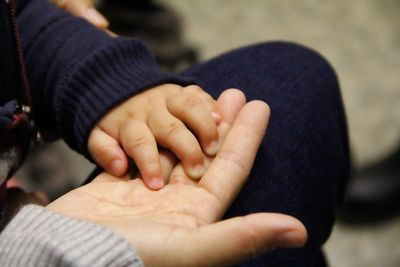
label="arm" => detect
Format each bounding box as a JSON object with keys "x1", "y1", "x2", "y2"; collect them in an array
[
  {"x1": 0, "y1": 205, "x2": 142, "y2": 267},
  {"x1": 17, "y1": 0, "x2": 219, "y2": 188},
  {"x1": 16, "y1": 0, "x2": 194, "y2": 154}
]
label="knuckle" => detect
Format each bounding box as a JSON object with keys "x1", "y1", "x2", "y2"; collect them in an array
[
  {"x1": 206, "y1": 97, "x2": 217, "y2": 108},
  {"x1": 91, "y1": 143, "x2": 115, "y2": 162},
  {"x1": 241, "y1": 217, "x2": 263, "y2": 260},
  {"x1": 185, "y1": 85, "x2": 203, "y2": 93},
  {"x1": 164, "y1": 121, "x2": 186, "y2": 139},
  {"x1": 125, "y1": 109, "x2": 138, "y2": 118},
  {"x1": 182, "y1": 96, "x2": 200, "y2": 110},
  {"x1": 125, "y1": 136, "x2": 151, "y2": 151},
  {"x1": 216, "y1": 148, "x2": 251, "y2": 176},
  {"x1": 140, "y1": 161, "x2": 161, "y2": 176},
  {"x1": 185, "y1": 143, "x2": 201, "y2": 156},
  {"x1": 200, "y1": 91, "x2": 213, "y2": 100}
]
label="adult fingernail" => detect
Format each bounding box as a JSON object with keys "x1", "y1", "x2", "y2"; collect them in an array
[
  {"x1": 148, "y1": 178, "x2": 164, "y2": 190},
  {"x1": 187, "y1": 165, "x2": 206, "y2": 180},
  {"x1": 86, "y1": 8, "x2": 109, "y2": 28},
  {"x1": 206, "y1": 140, "x2": 220, "y2": 156},
  {"x1": 276, "y1": 230, "x2": 306, "y2": 248}
]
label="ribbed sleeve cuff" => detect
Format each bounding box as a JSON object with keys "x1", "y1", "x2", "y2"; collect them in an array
[
  {"x1": 54, "y1": 37, "x2": 195, "y2": 157},
  {"x1": 0, "y1": 205, "x2": 143, "y2": 267}
]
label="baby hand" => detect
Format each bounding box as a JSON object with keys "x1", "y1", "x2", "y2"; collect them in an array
[{"x1": 88, "y1": 84, "x2": 221, "y2": 190}]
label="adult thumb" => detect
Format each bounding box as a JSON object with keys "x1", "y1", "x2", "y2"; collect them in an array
[{"x1": 186, "y1": 213, "x2": 307, "y2": 266}]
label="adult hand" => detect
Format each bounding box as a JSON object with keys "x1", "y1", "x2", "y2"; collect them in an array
[
  {"x1": 50, "y1": 0, "x2": 109, "y2": 29},
  {"x1": 47, "y1": 89, "x2": 307, "y2": 267}
]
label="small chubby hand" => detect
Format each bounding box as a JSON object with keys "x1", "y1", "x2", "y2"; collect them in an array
[{"x1": 88, "y1": 84, "x2": 221, "y2": 190}]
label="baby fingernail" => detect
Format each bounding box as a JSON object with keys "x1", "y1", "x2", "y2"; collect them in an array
[
  {"x1": 148, "y1": 178, "x2": 164, "y2": 190},
  {"x1": 111, "y1": 159, "x2": 124, "y2": 174},
  {"x1": 206, "y1": 141, "x2": 220, "y2": 156},
  {"x1": 276, "y1": 230, "x2": 306, "y2": 248},
  {"x1": 211, "y1": 112, "x2": 222, "y2": 123},
  {"x1": 187, "y1": 165, "x2": 206, "y2": 180}
]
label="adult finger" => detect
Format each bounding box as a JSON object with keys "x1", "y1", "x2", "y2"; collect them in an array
[
  {"x1": 88, "y1": 127, "x2": 128, "y2": 176},
  {"x1": 154, "y1": 213, "x2": 307, "y2": 267},
  {"x1": 200, "y1": 100, "x2": 270, "y2": 214},
  {"x1": 168, "y1": 89, "x2": 247, "y2": 185},
  {"x1": 167, "y1": 93, "x2": 219, "y2": 156},
  {"x1": 120, "y1": 120, "x2": 164, "y2": 190},
  {"x1": 216, "y1": 89, "x2": 247, "y2": 141},
  {"x1": 182, "y1": 213, "x2": 307, "y2": 267},
  {"x1": 57, "y1": 0, "x2": 109, "y2": 29},
  {"x1": 148, "y1": 110, "x2": 205, "y2": 179}
]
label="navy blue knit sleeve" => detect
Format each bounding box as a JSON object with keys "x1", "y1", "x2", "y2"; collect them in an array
[{"x1": 15, "y1": 0, "x2": 194, "y2": 156}]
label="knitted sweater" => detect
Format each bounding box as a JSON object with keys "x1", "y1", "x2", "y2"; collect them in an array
[
  {"x1": 1, "y1": 0, "x2": 194, "y2": 182},
  {"x1": 0, "y1": 205, "x2": 143, "y2": 266},
  {"x1": 15, "y1": 0, "x2": 193, "y2": 154}
]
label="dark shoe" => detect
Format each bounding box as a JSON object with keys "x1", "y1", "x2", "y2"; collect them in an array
[
  {"x1": 99, "y1": 0, "x2": 198, "y2": 73},
  {"x1": 338, "y1": 146, "x2": 400, "y2": 224}
]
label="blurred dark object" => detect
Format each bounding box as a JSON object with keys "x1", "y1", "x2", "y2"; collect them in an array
[
  {"x1": 14, "y1": 142, "x2": 80, "y2": 201},
  {"x1": 99, "y1": 0, "x2": 198, "y2": 73},
  {"x1": 4, "y1": 187, "x2": 49, "y2": 225},
  {"x1": 338, "y1": 145, "x2": 400, "y2": 224}
]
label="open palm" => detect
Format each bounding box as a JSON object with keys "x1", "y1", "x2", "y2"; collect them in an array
[{"x1": 47, "y1": 90, "x2": 307, "y2": 267}]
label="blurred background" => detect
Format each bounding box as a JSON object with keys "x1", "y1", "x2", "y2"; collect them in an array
[{"x1": 16, "y1": 0, "x2": 400, "y2": 266}]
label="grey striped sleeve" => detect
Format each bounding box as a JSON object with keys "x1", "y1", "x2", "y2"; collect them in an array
[{"x1": 0, "y1": 205, "x2": 144, "y2": 267}]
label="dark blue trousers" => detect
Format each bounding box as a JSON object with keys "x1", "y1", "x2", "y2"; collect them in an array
[{"x1": 182, "y1": 42, "x2": 350, "y2": 267}]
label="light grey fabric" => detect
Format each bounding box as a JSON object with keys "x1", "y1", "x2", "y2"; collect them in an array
[{"x1": 0, "y1": 205, "x2": 143, "y2": 267}]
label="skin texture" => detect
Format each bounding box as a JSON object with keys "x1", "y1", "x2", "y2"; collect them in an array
[
  {"x1": 88, "y1": 84, "x2": 222, "y2": 190},
  {"x1": 48, "y1": 89, "x2": 307, "y2": 267},
  {"x1": 49, "y1": 0, "x2": 109, "y2": 29}
]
